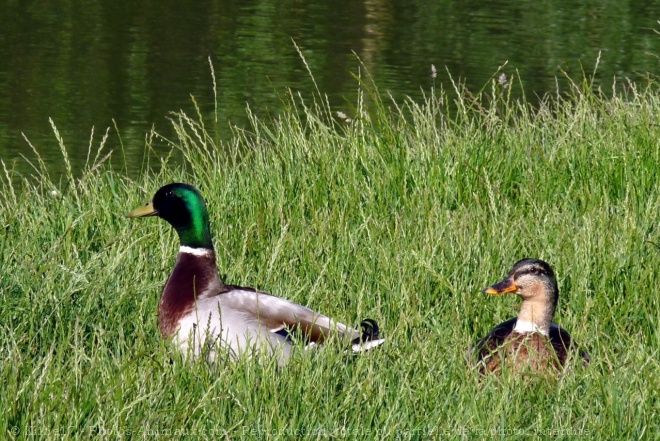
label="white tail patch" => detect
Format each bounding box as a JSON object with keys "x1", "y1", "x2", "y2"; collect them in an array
[
  {"x1": 304, "y1": 342, "x2": 319, "y2": 351},
  {"x1": 352, "y1": 338, "x2": 386, "y2": 352}
]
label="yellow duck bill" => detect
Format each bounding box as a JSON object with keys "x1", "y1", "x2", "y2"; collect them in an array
[{"x1": 126, "y1": 201, "x2": 158, "y2": 218}]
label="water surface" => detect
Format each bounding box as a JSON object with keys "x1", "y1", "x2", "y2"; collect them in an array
[{"x1": 2, "y1": 0, "x2": 660, "y2": 179}]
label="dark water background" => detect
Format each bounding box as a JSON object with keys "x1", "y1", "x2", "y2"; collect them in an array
[{"x1": 2, "y1": 0, "x2": 660, "y2": 180}]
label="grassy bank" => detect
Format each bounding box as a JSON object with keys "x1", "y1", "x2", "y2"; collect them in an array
[{"x1": 1, "y1": 72, "x2": 659, "y2": 439}]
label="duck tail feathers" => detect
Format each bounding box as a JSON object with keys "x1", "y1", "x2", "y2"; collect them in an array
[{"x1": 351, "y1": 318, "x2": 385, "y2": 352}]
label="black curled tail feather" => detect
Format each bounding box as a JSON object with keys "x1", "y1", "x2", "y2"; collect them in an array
[
  {"x1": 349, "y1": 318, "x2": 384, "y2": 351},
  {"x1": 359, "y1": 318, "x2": 380, "y2": 342}
]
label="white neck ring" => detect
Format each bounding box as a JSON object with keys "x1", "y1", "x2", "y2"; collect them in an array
[
  {"x1": 513, "y1": 319, "x2": 549, "y2": 336},
  {"x1": 179, "y1": 246, "x2": 213, "y2": 257}
]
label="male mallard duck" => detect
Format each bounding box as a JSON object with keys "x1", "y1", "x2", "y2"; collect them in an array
[
  {"x1": 127, "y1": 183, "x2": 384, "y2": 364},
  {"x1": 473, "y1": 258, "x2": 589, "y2": 374}
]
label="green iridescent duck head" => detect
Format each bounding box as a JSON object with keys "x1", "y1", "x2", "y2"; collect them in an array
[{"x1": 127, "y1": 183, "x2": 213, "y2": 250}]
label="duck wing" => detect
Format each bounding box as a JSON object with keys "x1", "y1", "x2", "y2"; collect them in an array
[
  {"x1": 549, "y1": 324, "x2": 590, "y2": 365},
  {"x1": 473, "y1": 317, "x2": 517, "y2": 358},
  {"x1": 217, "y1": 286, "x2": 384, "y2": 350}
]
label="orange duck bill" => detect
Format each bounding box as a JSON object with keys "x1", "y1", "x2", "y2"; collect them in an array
[{"x1": 482, "y1": 278, "x2": 518, "y2": 295}]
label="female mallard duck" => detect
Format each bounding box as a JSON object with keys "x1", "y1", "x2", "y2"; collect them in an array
[
  {"x1": 474, "y1": 258, "x2": 589, "y2": 374},
  {"x1": 127, "y1": 183, "x2": 384, "y2": 364}
]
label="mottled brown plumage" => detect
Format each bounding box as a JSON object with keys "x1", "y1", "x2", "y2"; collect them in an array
[{"x1": 474, "y1": 259, "x2": 589, "y2": 375}]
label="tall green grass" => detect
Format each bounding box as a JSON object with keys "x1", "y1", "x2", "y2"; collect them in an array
[{"x1": 1, "y1": 69, "x2": 659, "y2": 439}]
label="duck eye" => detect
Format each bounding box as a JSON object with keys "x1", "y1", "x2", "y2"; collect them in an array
[{"x1": 524, "y1": 267, "x2": 540, "y2": 276}]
